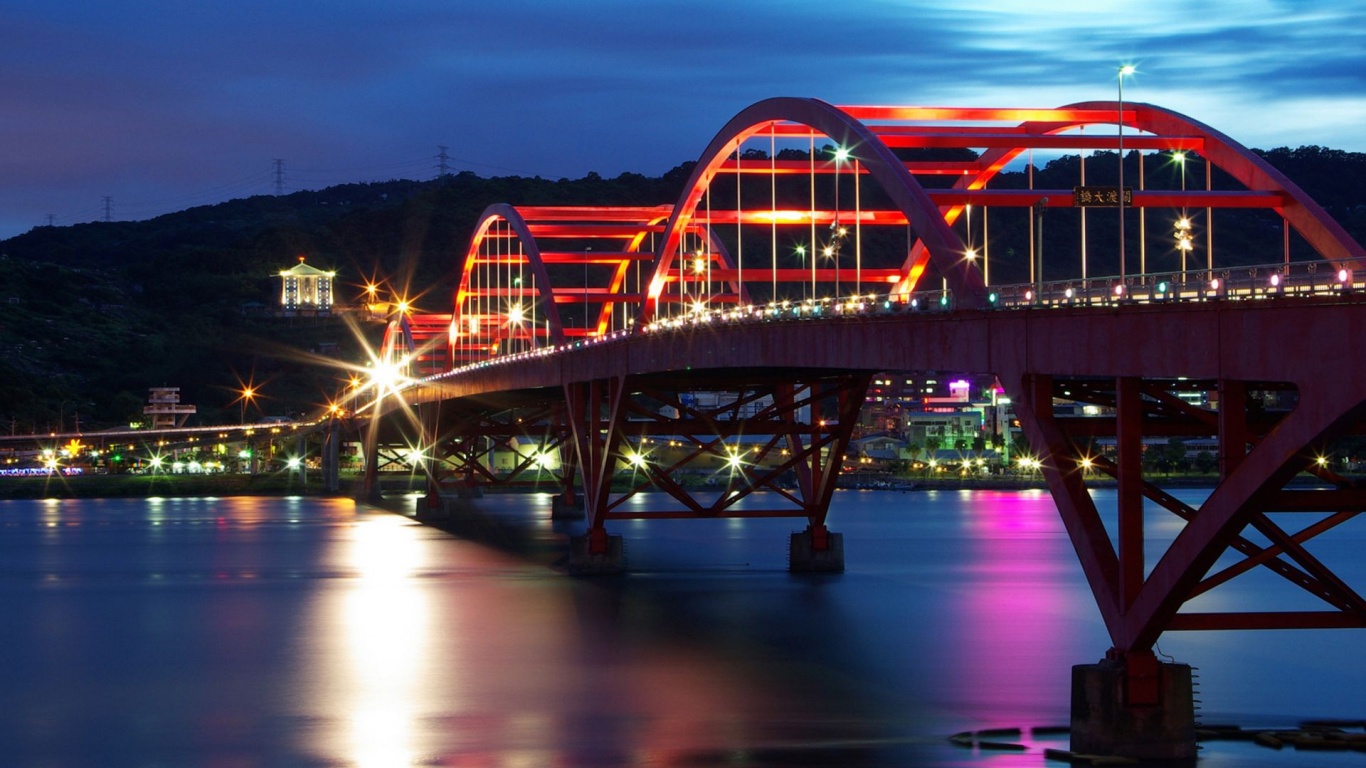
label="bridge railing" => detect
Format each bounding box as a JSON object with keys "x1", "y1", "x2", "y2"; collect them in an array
[
  {"x1": 408, "y1": 257, "x2": 1362, "y2": 388},
  {"x1": 988, "y1": 259, "x2": 1361, "y2": 307}
]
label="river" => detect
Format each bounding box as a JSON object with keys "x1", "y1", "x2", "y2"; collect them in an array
[{"x1": 1, "y1": 488, "x2": 1362, "y2": 766}]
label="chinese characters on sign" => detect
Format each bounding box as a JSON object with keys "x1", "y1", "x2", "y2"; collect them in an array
[{"x1": 1072, "y1": 186, "x2": 1133, "y2": 207}]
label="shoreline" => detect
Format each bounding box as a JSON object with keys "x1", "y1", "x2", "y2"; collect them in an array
[
  {"x1": 0, "y1": 472, "x2": 1248, "y2": 501},
  {"x1": 0, "y1": 473, "x2": 397, "y2": 501}
]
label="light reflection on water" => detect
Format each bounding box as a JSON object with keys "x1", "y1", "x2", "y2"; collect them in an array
[{"x1": 0, "y1": 490, "x2": 1362, "y2": 766}]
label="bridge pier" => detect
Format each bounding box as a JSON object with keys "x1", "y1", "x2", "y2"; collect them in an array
[
  {"x1": 1071, "y1": 651, "x2": 1196, "y2": 761},
  {"x1": 789, "y1": 524, "x2": 845, "y2": 573},
  {"x1": 320, "y1": 417, "x2": 341, "y2": 494},
  {"x1": 550, "y1": 490, "x2": 584, "y2": 519},
  {"x1": 567, "y1": 528, "x2": 625, "y2": 575}
]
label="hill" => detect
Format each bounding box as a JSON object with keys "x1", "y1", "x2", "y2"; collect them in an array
[{"x1": 0, "y1": 148, "x2": 1362, "y2": 433}]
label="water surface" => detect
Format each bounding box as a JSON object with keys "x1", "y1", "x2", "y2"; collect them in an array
[{"x1": 1, "y1": 489, "x2": 1362, "y2": 766}]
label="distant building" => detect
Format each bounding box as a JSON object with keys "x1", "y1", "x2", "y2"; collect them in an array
[
  {"x1": 278, "y1": 257, "x2": 335, "y2": 315},
  {"x1": 144, "y1": 387, "x2": 195, "y2": 429}
]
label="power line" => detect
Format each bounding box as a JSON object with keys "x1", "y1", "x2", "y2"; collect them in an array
[{"x1": 273, "y1": 159, "x2": 286, "y2": 195}]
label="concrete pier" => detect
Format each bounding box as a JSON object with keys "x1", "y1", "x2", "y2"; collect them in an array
[
  {"x1": 1071, "y1": 654, "x2": 1196, "y2": 761},
  {"x1": 550, "y1": 494, "x2": 585, "y2": 520},
  {"x1": 788, "y1": 528, "x2": 845, "y2": 573},
  {"x1": 567, "y1": 533, "x2": 625, "y2": 575}
]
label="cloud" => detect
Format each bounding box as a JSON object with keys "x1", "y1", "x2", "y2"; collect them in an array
[{"x1": 1, "y1": 0, "x2": 1363, "y2": 238}]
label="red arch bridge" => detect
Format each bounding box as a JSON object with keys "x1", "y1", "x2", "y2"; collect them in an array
[{"x1": 350, "y1": 98, "x2": 1366, "y2": 757}]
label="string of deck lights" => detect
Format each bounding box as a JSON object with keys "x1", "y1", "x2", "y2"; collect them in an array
[{"x1": 379, "y1": 257, "x2": 1362, "y2": 391}]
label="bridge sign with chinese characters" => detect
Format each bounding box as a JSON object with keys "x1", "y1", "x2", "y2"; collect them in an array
[{"x1": 1073, "y1": 186, "x2": 1132, "y2": 207}]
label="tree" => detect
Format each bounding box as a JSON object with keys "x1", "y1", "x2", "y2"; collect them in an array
[{"x1": 1192, "y1": 450, "x2": 1217, "y2": 475}]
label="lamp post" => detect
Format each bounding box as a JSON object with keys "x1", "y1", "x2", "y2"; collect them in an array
[{"x1": 1117, "y1": 64, "x2": 1135, "y2": 284}]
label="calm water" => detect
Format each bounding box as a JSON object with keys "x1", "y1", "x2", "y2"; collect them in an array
[{"x1": 1, "y1": 489, "x2": 1363, "y2": 767}]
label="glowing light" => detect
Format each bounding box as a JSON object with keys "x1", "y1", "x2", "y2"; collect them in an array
[
  {"x1": 369, "y1": 361, "x2": 408, "y2": 395},
  {"x1": 965, "y1": 248, "x2": 977, "y2": 260},
  {"x1": 833, "y1": 146, "x2": 851, "y2": 163},
  {"x1": 1114, "y1": 284, "x2": 1125, "y2": 297},
  {"x1": 286, "y1": 457, "x2": 302, "y2": 470},
  {"x1": 753, "y1": 210, "x2": 808, "y2": 223},
  {"x1": 693, "y1": 257, "x2": 706, "y2": 274},
  {"x1": 1119, "y1": 64, "x2": 1136, "y2": 77},
  {"x1": 822, "y1": 245, "x2": 834, "y2": 257},
  {"x1": 507, "y1": 304, "x2": 525, "y2": 324},
  {"x1": 1270, "y1": 273, "x2": 1281, "y2": 287}
]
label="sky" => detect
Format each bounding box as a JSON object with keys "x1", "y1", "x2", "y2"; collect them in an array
[{"x1": 2, "y1": 0, "x2": 1364, "y2": 240}]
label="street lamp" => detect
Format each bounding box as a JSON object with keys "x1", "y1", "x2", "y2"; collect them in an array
[{"x1": 1117, "y1": 64, "x2": 1136, "y2": 283}]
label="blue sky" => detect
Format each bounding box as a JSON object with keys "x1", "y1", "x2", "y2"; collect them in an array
[{"x1": 2, "y1": 0, "x2": 1363, "y2": 239}]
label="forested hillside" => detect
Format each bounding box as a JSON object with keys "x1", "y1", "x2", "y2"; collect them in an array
[{"x1": 0, "y1": 147, "x2": 1362, "y2": 433}]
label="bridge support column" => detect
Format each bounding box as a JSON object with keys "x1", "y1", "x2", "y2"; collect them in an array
[
  {"x1": 567, "y1": 527, "x2": 625, "y2": 575},
  {"x1": 1071, "y1": 650, "x2": 1196, "y2": 761},
  {"x1": 420, "y1": 402, "x2": 445, "y2": 516},
  {"x1": 321, "y1": 416, "x2": 341, "y2": 494},
  {"x1": 789, "y1": 524, "x2": 844, "y2": 572},
  {"x1": 563, "y1": 377, "x2": 629, "y2": 575},
  {"x1": 550, "y1": 438, "x2": 584, "y2": 520},
  {"x1": 550, "y1": 491, "x2": 584, "y2": 519},
  {"x1": 358, "y1": 423, "x2": 382, "y2": 504}
]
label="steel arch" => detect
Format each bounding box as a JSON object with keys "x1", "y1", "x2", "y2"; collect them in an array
[
  {"x1": 457, "y1": 203, "x2": 567, "y2": 349},
  {"x1": 454, "y1": 204, "x2": 677, "y2": 363},
  {"x1": 938, "y1": 101, "x2": 1364, "y2": 268},
  {"x1": 643, "y1": 97, "x2": 990, "y2": 323}
]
